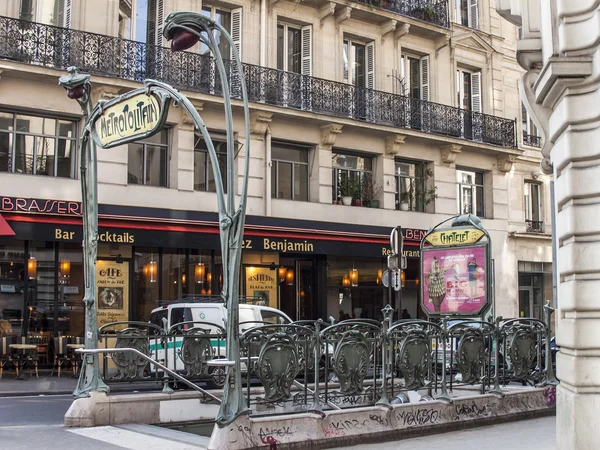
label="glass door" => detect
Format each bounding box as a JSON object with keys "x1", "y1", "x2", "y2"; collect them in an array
[
  {"x1": 296, "y1": 260, "x2": 315, "y2": 321},
  {"x1": 518, "y1": 287, "x2": 532, "y2": 318}
]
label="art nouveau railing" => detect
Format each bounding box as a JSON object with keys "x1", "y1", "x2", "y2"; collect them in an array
[
  {"x1": 94, "y1": 308, "x2": 557, "y2": 415},
  {"x1": 0, "y1": 16, "x2": 517, "y2": 148}
]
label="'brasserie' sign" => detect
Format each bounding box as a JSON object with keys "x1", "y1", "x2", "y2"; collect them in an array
[{"x1": 93, "y1": 93, "x2": 162, "y2": 148}]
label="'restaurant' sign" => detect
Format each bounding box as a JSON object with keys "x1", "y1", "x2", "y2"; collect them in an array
[{"x1": 92, "y1": 92, "x2": 165, "y2": 148}]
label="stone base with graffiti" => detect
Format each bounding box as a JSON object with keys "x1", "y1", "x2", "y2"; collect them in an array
[{"x1": 208, "y1": 387, "x2": 555, "y2": 450}]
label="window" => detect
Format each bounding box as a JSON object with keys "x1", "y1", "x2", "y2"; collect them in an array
[
  {"x1": 20, "y1": 0, "x2": 72, "y2": 27},
  {"x1": 522, "y1": 102, "x2": 540, "y2": 146},
  {"x1": 271, "y1": 143, "x2": 309, "y2": 201},
  {"x1": 456, "y1": 69, "x2": 481, "y2": 112},
  {"x1": 524, "y1": 182, "x2": 543, "y2": 232},
  {"x1": 194, "y1": 134, "x2": 227, "y2": 193},
  {"x1": 400, "y1": 54, "x2": 429, "y2": 101},
  {"x1": 127, "y1": 129, "x2": 169, "y2": 187},
  {"x1": 332, "y1": 152, "x2": 373, "y2": 202},
  {"x1": 343, "y1": 39, "x2": 374, "y2": 89},
  {"x1": 277, "y1": 23, "x2": 312, "y2": 75},
  {"x1": 457, "y1": 169, "x2": 484, "y2": 217},
  {"x1": 0, "y1": 112, "x2": 77, "y2": 178},
  {"x1": 518, "y1": 261, "x2": 553, "y2": 320},
  {"x1": 454, "y1": 0, "x2": 478, "y2": 28},
  {"x1": 396, "y1": 160, "x2": 427, "y2": 212},
  {"x1": 201, "y1": 5, "x2": 242, "y2": 60}
]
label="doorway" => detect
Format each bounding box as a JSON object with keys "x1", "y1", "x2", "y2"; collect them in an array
[{"x1": 279, "y1": 257, "x2": 316, "y2": 321}]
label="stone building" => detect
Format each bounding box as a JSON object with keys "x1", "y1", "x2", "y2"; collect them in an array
[{"x1": 0, "y1": 0, "x2": 550, "y2": 341}]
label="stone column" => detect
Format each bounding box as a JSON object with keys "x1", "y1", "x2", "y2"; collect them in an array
[{"x1": 318, "y1": 124, "x2": 343, "y2": 204}]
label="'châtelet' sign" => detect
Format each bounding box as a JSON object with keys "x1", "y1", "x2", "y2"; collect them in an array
[{"x1": 93, "y1": 92, "x2": 164, "y2": 148}]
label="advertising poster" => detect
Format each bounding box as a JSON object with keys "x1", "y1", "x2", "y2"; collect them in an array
[
  {"x1": 245, "y1": 266, "x2": 277, "y2": 308},
  {"x1": 421, "y1": 246, "x2": 486, "y2": 315},
  {"x1": 96, "y1": 260, "x2": 129, "y2": 329}
]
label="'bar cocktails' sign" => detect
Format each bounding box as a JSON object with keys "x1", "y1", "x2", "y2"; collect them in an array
[{"x1": 91, "y1": 90, "x2": 168, "y2": 149}]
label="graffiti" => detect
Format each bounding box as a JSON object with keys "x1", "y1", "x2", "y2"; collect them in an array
[
  {"x1": 325, "y1": 424, "x2": 344, "y2": 438},
  {"x1": 396, "y1": 408, "x2": 441, "y2": 427},
  {"x1": 330, "y1": 419, "x2": 368, "y2": 432},
  {"x1": 327, "y1": 394, "x2": 368, "y2": 406},
  {"x1": 258, "y1": 427, "x2": 293, "y2": 440},
  {"x1": 369, "y1": 414, "x2": 389, "y2": 427},
  {"x1": 453, "y1": 401, "x2": 495, "y2": 420},
  {"x1": 544, "y1": 386, "x2": 556, "y2": 407},
  {"x1": 261, "y1": 435, "x2": 280, "y2": 449},
  {"x1": 228, "y1": 425, "x2": 253, "y2": 444}
]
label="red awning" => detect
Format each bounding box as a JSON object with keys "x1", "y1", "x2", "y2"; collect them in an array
[{"x1": 0, "y1": 214, "x2": 15, "y2": 236}]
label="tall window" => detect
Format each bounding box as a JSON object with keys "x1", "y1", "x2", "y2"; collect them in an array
[
  {"x1": 524, "y1": 181, "x2": 543, "y2": 232},
  {"x1": 457, "y1": 169, "x2": 484, "y2": 217},
  {"x1": 396, "y1": 160, "x2": 427, "y2": 212},
  {"x1": 522, "y1": 102, "x2": 540, "y2": 146},
  {"x1": 201, "y1": 5, "x2": 242, "y2": 60},
  {"x1": 332, "y1": 152, "x2": 373, "y2": 202},
  {"x1": 271, "y1": 143, "x2": 309, "y2": 201},
  {"x1": 518, "y1": 261, "x2": 552, "y2": 320},
  {"x1": 400, "y1": 54, "x2": 429, "y2": 101},
  {"x1": 194, "y1": 134, "x2": 227, "y2": 193},
  {"x1": 343, "y1": 39, "x2": 374, "y2": 89},
  {"x1": 454, "y1": 0, "x2": 478, "y2": 28},
  {"x1": 456, "y1": 69, "x2": 481, "y2": 112},
  {"x1": 20, "y1": 0, "x2": 72, "y2": 27},
  {"x1": 277, "y1": 23, "x2": 312, "y2": 75},
  {"x1": 127, "y1": 129, "x2": 169, "y2": 187},
  {"x1": 0, "y1": 112, "x2": 77, "y2": 178}
]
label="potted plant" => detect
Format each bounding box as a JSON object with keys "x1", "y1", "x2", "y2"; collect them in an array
[
  {"x1": 399, "y1": 191, "x2": 411, "y2": 211},
  {"x1": 362, "y1": 174, "x2": 382, "y2": 208},
  {"x1": 417, "y1": 186, "x2": 438, "y2": 206},
  {"x1": 339, "y1": 178, "x2": 358, "y2": 206}
]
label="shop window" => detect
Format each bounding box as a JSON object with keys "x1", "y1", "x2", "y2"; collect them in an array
[
  {"x1": 0, "y1": 240, "x2": 26, "y2": 338},
  {"x1": 331, "y1": 152, "x2": 373, "y2": 203},
  {"x1": 161, "y1": 250, "x2": 186, "y2": 302},
  {"x1": 518, "y1": 261, "x2": 553, "y2": 320},
  {"x1": 133, "y1": 248, "x2": 160, "y2": 322},
  {"x1": 456, "y1": 168, "x2": 484, "y2": 217},
  {"x1": 127, "y1": 129, "x2": 169, "y2": 187},
  {"x1": 194, "y1": 134, "x2": 227, "y2": 193},
  {"x1": 187, "y1": 251, "x2": 217, "y2": 296},
  {"x1": 271, "y1": 143, "x2": 309, "y2": 201},
  {"x1": 396, "y1": 159, "x2": 428, "y2": 212},
  {"x1": 0, "y1": 111, "x2": 77, "y2": 178}
]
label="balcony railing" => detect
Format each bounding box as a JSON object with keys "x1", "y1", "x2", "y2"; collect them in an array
[
  {"x1": 0, "y1": 16, "x2": 517, "y2": 149},
  {"x1": 525, "y1": 220, "x2": 545, "y2": 233},
  {"x1": 523, "y1": 132, "x2": 542, "y2": 148},
  {"x1": 352, "y1": 0, "x2": 449, "y2": 28}
]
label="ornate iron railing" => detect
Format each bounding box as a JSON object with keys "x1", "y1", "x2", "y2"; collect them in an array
[
  {"x1": 0, "y1": 15, "x2": 516, "y2": 148},
  {"x1": 352, "y1": 0, "x2": 449, "y2": 28},
  {"x1": 523, "y1": 132, "x2": 542, "y2": 147},
  {"x1": 526, "y1": 220, "x2": 545, "y2": 233}
]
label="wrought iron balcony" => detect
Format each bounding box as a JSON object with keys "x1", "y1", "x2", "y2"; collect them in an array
[
  {"x1": 523, "y1": 132, "x2": 541, "y2": 148},
  {"x1": 525, "y1": 220, "x2": 545, "y2": 233},
  {"x1": 352, "y1": 0, "x2": 449, "y2": 28},
  {"x1": 0, "y1": 16, "x2": 516, "y2": 148}
]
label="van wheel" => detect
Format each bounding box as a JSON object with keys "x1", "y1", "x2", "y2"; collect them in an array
[{"x1": 206, "y1": 366, "x2": 226, "y2": 389}]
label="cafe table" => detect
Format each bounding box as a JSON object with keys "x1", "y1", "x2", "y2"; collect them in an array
[{"x1": 9, "y1": 344, "x2": 37, "y2": 380}]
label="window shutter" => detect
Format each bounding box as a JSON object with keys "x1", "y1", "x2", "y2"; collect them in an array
[
  {"x1": 156, "y1": 0, "x2": 164, "y2": 46},
  {"x1": 454, "y1": 0, "x2": 460, "y2": 24},
  {"x1": 420, "y1": 55, "x2": 429, "y2": 101},
  {"x1": 230, "y1": 8, "x2": 242, "y2": 61},
  {"x1": 470, "y1": 0, "x2": 478, "y2": 29},
  {"x1": 301, "y1": 25, "x2": 312, "y2": 76},
  {"x1": 366, "y1": 41, "x2": 375, "y2": 89},
  {"x1": 471, "y1": 72, "x2": 481, "y2": 113}
]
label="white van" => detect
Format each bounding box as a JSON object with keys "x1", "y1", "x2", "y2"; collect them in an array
[{"x1": 148, "y1": 301, "x2": 292, "y2": 387}]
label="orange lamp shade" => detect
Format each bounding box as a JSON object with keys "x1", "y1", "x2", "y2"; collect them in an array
[
  {"x1": 27, "y1": 257, "x2": 37, "y2": 280},
  {"x1": 350, "y1": 268, "x2": 358, "y2": 287},
  {"x1": 206, "y1": 272, "x2": 212, "y2": 283},
  {"x1": 286, "y1": 269, "x2": 294, "y2": 286},
  {"x1": 278, "y1": 266, "x2": 287, "y2": 282},
  {"x1": 342, "y1": 274, "x2": 350, "y2": 287},
  {"x1": 195, "y1": 263, "x2": 205, "y2": 284}
]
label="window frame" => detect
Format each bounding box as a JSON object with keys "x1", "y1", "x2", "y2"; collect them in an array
[
  {"x1": 193, "y1": 134, "x2": 228, "y2": 193},
  {"x1": 395, "y1": 159, "x2": 428, "y2": 212},
  {"x1": 127, "y1": 129, "x2": 170, "y2": 187},
  {"x1": 454, "y1": 0, "x2": 478, "y2": 29},
  {"x1": 456, "y1": 168, "x2": 484, "y2": 217},
  {"x1": 524, "y1": 181, "x2": 543, "y2": 231},
  {"x1": 277, "y1": 22, "x2": 301, "y2": 73},
  {"x1": 331, "y1": 151, "x2": 374, "y2": 202},
  {"x1": 271, "y1": 143, "x2": 310, "y2": 201},
  {"x1": 0, "y1": 110, "x2": 78, "y2": 178}
]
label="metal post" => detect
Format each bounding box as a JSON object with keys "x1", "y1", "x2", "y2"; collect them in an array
[
  {"x1": 537, "y1": 301, "x2": 559, "y2": 386},
  {"x1": 376, "y1": 304, "x2": 394, "y2": 408},
  {"x1": 58, "y1": 67, "x2": 109, "y2": 398}
]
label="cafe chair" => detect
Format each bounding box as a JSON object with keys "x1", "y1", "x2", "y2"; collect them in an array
[
  {"x1": 51, "y1": 336, "x2": 73, "y2": 378},
  {"x1": 19, "y1": 336, "x2": 39, "y2": 378},
  {"x1": 29, "y1": 334, "x2": 50, "y2": 366},
  {"x1": 0, "y1": 336, "x2": 15, "y2": 379}
]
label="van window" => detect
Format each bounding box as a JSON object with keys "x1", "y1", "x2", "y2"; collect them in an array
[
  {"x1": 261, "y1": 310, "x2": 289, "y2": 325},
  {"x1": 150, "y1": 310, "x2": 168, "y2": 334},
  {"x1": 170, "y1": 307, "x2": 193, "y2": 328}
]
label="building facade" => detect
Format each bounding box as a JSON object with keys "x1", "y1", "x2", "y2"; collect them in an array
[{"x1": 0, "y1": 0, "x2": 551, "y2": 344}]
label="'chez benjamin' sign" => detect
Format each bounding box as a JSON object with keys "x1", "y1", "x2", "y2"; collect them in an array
[{"x1": 92, "y1": 91, "x2": 166, "y2": 149}]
